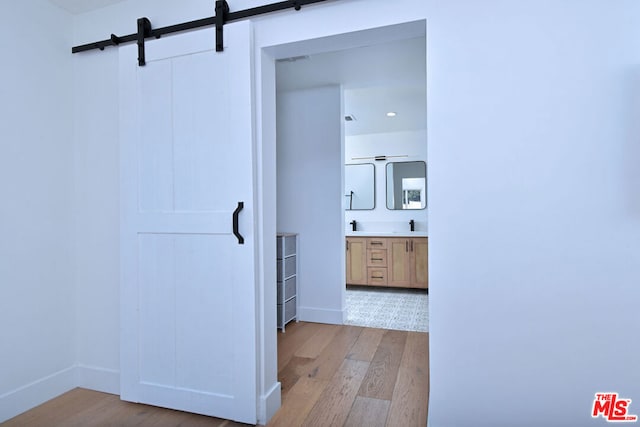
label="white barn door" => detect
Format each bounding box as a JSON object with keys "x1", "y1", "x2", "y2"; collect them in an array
[{"x1": 119, "y1": 21, "x2": 257, "y2": 424}]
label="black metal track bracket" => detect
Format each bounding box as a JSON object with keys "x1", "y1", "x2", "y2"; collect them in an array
[
  {"x1": 137, "y1": 17, "x2": 152, "y2": 66},
  {"x1": 215, "y1": 0, "x2": 229, "y2": 52},
  {"x1": 71, "y1": 0, "x2": 332, "y2": 66}
]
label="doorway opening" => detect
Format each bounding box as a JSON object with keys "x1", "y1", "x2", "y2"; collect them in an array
[
  {"x1": 272, "y1": 23, "x2": 427, "y2": 334},
  {"x1": 263, "y1": 19, "x2": 429, "y2": 425}
]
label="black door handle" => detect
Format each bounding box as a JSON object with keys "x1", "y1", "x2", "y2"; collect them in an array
[{"x1": 233, "y1": 202, "x2": 245, "y2": 245}]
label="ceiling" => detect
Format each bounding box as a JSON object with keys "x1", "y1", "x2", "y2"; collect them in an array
[{"x1": 276, "y1": 36, "x2": 426, "y2": 136}]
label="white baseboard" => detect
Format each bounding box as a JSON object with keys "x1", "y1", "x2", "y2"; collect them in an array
[
  {"x1": 76, "y1": 365, "x2": 120, "y2": 395},
  {"x1": 257, "y1": 381, "x2": 281, "y2": 425},
  {"x1": 0, "y1": 366, "x2": 76, "y2": 423},
  {"x1": 0, "y1": 364, "x2": 121, "y2": 423},
  {"x1": 298, "y1": 306, "x2": 345, "y2": 325},
  {"x1": 2, "y1": 366, "x2": 287, "y2": 425}
]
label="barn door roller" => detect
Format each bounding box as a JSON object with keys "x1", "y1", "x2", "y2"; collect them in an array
[
  {"x1": 215, "y1": 0, "x2": 229, "y2": 52},
  {"x1": 136, "y1": 17, "x2": 152, "y2": 66},
  {"x1": 72, "y1": 0, "x2": 333, "y2": 66}
]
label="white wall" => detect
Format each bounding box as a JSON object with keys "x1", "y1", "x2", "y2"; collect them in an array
[
  {"x1": 345, "y1": 130, "x2": 428, "y2": 233},
  {"x1": 277, "y1": 86, "x2": 344, "y2": 324},
  {"x1": 0, "y1": 1, "x2": 75, "y2": 422},
  {"x1": 69, "y1": 1, "x2": 640, "y2": 426},
  {"x1": 72, "y1": 49, "x2": 121, "y2": 393},
  {"x1": 428, "y1": 1, "x2": 640, "y2": 426}
]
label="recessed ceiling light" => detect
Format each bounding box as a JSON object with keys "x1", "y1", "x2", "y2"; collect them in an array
[{"x1": 386, "y1": 112, "x2": 397, "y2": 117}]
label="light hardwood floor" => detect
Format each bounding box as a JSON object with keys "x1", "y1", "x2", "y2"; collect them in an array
[
  {"x1": 2, "y1": 322, "x2": 429, "y2": 427},
  {"x1": 270, "y1": 322, "x2": 428, "y2": 427}
]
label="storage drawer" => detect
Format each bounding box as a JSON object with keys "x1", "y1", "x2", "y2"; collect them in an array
[
  {"x1": 367, "y1": 248, "x2": 387, "y2": 267},
  {"x1": 367, "y1": 267, "x2": 388, "y2": 286},
  {"x1": 277, "y1": 255, "x2": 296, "y2": 281},
  {"x1": 277, "y1": 276, "x2": 296, "y2": 302},
  {"x1": 277, "y1": 234, "x2": 296, "y2": 259},
  {"x1": 277, "y1": 297, "x2": 297, "y2": 326},
  {"x1": 367, "y1": 238, "x2": 387, "y2": 249}
]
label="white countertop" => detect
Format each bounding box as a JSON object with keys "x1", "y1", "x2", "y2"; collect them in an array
[{"x1": 345, "y1": 231, "x2": 428, "y2": 237}]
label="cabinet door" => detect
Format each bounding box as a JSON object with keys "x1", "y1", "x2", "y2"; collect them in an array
[
  {"x1": 388, "y1": 238, "x2": 412, "y2": 287},
  {"x1": 346, "y1": 238, "x2": 368, "y2": 285},
  {"x1": 410, "y1": 238, "x2": 428, "y2": 289}
]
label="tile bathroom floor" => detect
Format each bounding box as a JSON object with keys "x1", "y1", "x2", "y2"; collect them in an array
[{"x1": 345, "y1": 285, "x2": 429, "y2": 332}]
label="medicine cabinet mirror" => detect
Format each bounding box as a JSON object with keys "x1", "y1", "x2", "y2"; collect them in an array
[
  {"x1": 386, "y1": 161, "x2": 427, "y2": 210},
  {"x1": 345, "y1": 163, "x2": 375, "y2": 210}
]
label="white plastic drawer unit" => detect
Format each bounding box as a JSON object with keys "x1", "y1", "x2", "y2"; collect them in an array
[
  {"x1": 277, "y1": 233, "x2": 298, "y2": 332},
  {"x1": 277, "y1": 297, "x2": 297, "y2": 328},
  {"x1": 277, "y1": 276, "x2": 296, "y2": 302},
  {"x1": 276, "y1": 256, "x2": 296, "y2": 281},
  {"x1": 277, "y1": 233, "x2": 296, "y2": 258}
]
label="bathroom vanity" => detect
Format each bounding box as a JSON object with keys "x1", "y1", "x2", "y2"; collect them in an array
[
  {"x1": 345, "y1": 159, "x2": 428, "y2": 289},
  {"x1": 346, "y1": 233, "x2": 428, "y2": 289}
]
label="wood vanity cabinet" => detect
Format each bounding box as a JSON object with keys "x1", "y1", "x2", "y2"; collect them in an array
[
  {"x1": 366, "y1": 237, "x2": 388, "y2": 286},
  {"x1": 411, "y1": 238, "x2": 429, "y2": 288},
  {"x1": 388, "y1": 237, "x2": 428, "y2": 289},
  {"x1": 388, "y1": 238, "x2": 412, "y2": 287},
  {"x1": 346, "y1": 237, "x2": 367, "y2": 285},
  {"x1": 346, "y1": 236, "x2": 428, "y2": 289}
]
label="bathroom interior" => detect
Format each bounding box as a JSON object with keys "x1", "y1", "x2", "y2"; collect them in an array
[{"x1": 275, "y1": 25, "x2": 427, "y2": 333}]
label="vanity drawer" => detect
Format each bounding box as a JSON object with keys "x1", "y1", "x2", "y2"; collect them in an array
[
  {"x1": 367, "y1": 249, "x2": 387, "y2": 267},
  {"x1": 367, "y1": 267, "x2": 388, "y2": 286},
  {"x1": 367, "y1": 238, "x2": 387, "y2": 249}
]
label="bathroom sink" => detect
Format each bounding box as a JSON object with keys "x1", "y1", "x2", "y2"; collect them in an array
[{"x1": 345, "y1": 231, "x2": 428, "y2": 237}]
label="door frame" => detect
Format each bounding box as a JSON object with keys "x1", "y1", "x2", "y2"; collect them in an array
[{"x1": 255, "y1": 18, "x2": 427, "y2": 424}]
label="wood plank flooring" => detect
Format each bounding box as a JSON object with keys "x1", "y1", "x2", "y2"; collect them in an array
[
  {"x1": 270, "y1": 322, "x2": 428, "y2": 427},
  {"x1": 1, "y1": 388, "x2": 248, "y2": 427},
  {"x1": 2, "y1": 322, "x2": 429, "y2": 427}
]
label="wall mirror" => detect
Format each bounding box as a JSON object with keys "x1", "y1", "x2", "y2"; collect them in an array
[
  {"x1": 386, "y1": 161, "x2": 427, "y2": 210},
  {"x1": 345, "y1": 163, "x2": 375, "y2": 210}
]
